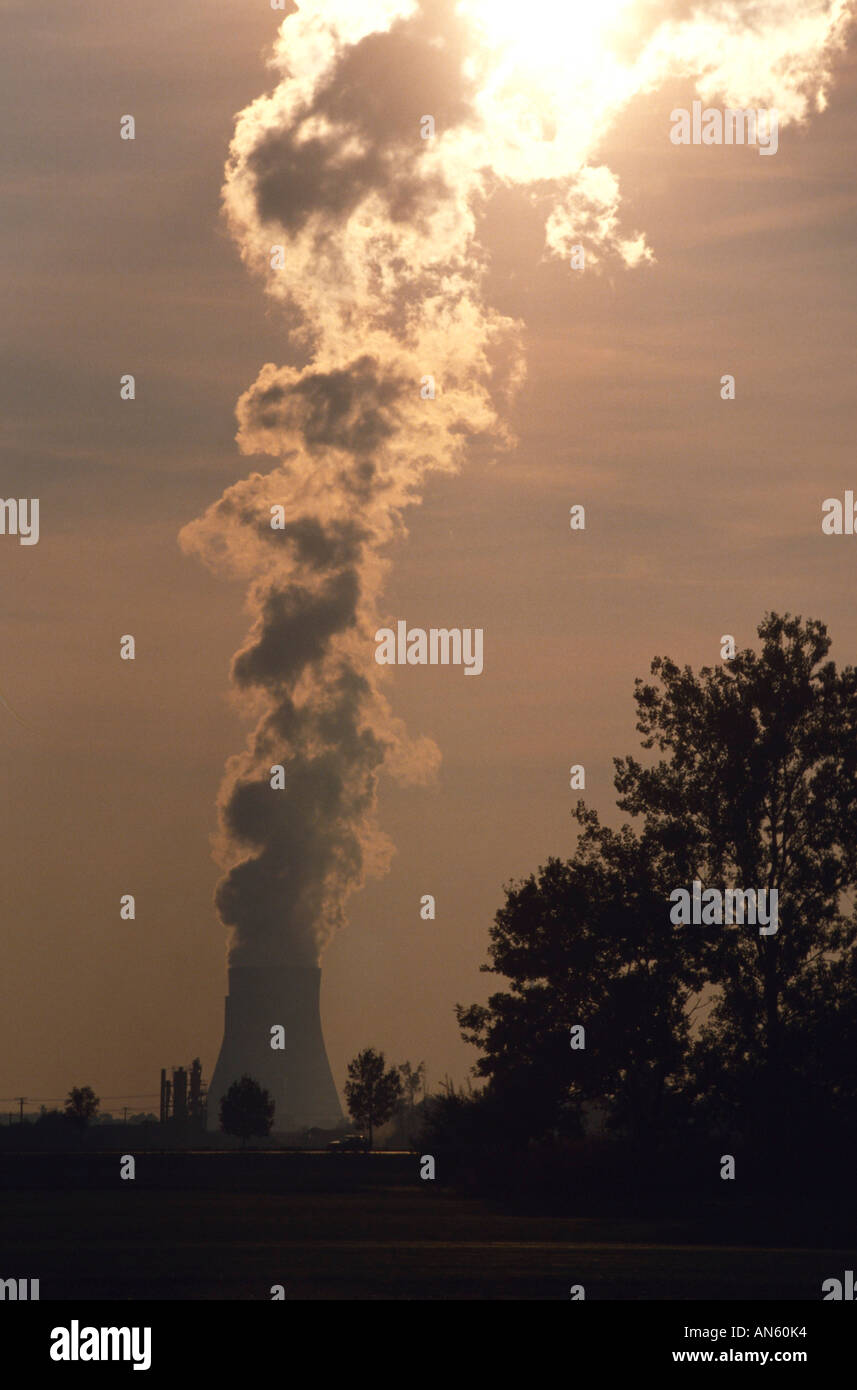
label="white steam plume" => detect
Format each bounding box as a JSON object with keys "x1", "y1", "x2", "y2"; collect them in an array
[{"x1": 180, "y1": 0, "x2": 851, "y2": 967}]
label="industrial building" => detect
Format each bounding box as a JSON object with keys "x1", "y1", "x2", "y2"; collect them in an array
[{"x1": 159, "y1": 1058, "x2": 206, "y2": 1133}]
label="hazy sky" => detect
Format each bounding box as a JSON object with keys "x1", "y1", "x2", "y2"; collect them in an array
[{"x1": 2, "y1": 0, "x2": 857, "y2": 1117}]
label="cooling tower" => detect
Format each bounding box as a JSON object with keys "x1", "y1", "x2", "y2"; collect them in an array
[{"x1": 208, "y1": 965, "x2": 343, "y2": 1133}]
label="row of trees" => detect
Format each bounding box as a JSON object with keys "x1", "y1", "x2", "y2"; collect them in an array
[
  {"x1": 345, "y1": 1051, "x2": 425, "y2": 1146},
  {"x1": 27, "y1": 1053, "x2": 424, "y2": 1147},
  {"x1": 218, "y1": 1052, "x2": 425, "y2": 1145}
]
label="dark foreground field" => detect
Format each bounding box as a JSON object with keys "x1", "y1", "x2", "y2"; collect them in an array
[{"x1": 0, "y1": 1152, "x2": 851, "y2": 1299}]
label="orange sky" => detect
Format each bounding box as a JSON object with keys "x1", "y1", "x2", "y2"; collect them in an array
[{"x1": 2, "y1": 0, "x2": 857, "y2": 1117}]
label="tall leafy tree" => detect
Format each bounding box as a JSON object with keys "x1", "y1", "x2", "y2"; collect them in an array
[
  {"x1": 344, "y1": 1048, "x2": 403, "y2": 1148},
  {"x1": 612, "y1": 612, "x2": 857, "y2": 1134},
  {"x1": 458, "y1": 613, "x2": 857, "y2": 1151}
]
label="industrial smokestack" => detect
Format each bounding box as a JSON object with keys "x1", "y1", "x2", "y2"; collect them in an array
[{"x1": 207, "y1": 966, "x2": 342, "y2": 1132}]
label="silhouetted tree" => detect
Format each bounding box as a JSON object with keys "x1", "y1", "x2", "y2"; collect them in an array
[
  {"x1": 344, "y1": 1048, "x2": 403, "y2": 1148},
  {"x1": 457, "y1": 818, "x2": 691, "y2": 1144},
  {"x1": 610, "y1": 612, "x2": 857, "y2": 1139},
  {"x1": 219, "y1": 1075, "x2": 274, "y2": 1145},
  {"x1": 397, "y1": 1060, "x2": 425, "y2": 1143},
  {"x1": 399, "y1": 1060, "x2": 425, "y2": 1107},
  {"x1": 64, "y1": 1086, "x2": 99, "y2": 1128},
  {"x1": 459, "y1": 614, "x2": 857, "y2": 1157}
]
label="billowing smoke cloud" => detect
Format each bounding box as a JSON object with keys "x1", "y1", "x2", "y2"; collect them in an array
[{"x1": 180, "y1": 0, "x2": 851, "y2": 967}]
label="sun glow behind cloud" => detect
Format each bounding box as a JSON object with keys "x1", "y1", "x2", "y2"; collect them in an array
[
  {"x1": 449, "y1": 0, "x2": 852, "y2": 261},
  {"x1": 448, "y1": 0, "x2": 652, "y2": 262},
  {"x1": 460, "y1": 0, "x2": 636, "y2": 82}
]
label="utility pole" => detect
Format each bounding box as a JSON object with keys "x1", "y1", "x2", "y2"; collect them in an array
[{"x1": 16, "y1": 1097, "x2": 26, "y2": 1124}]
